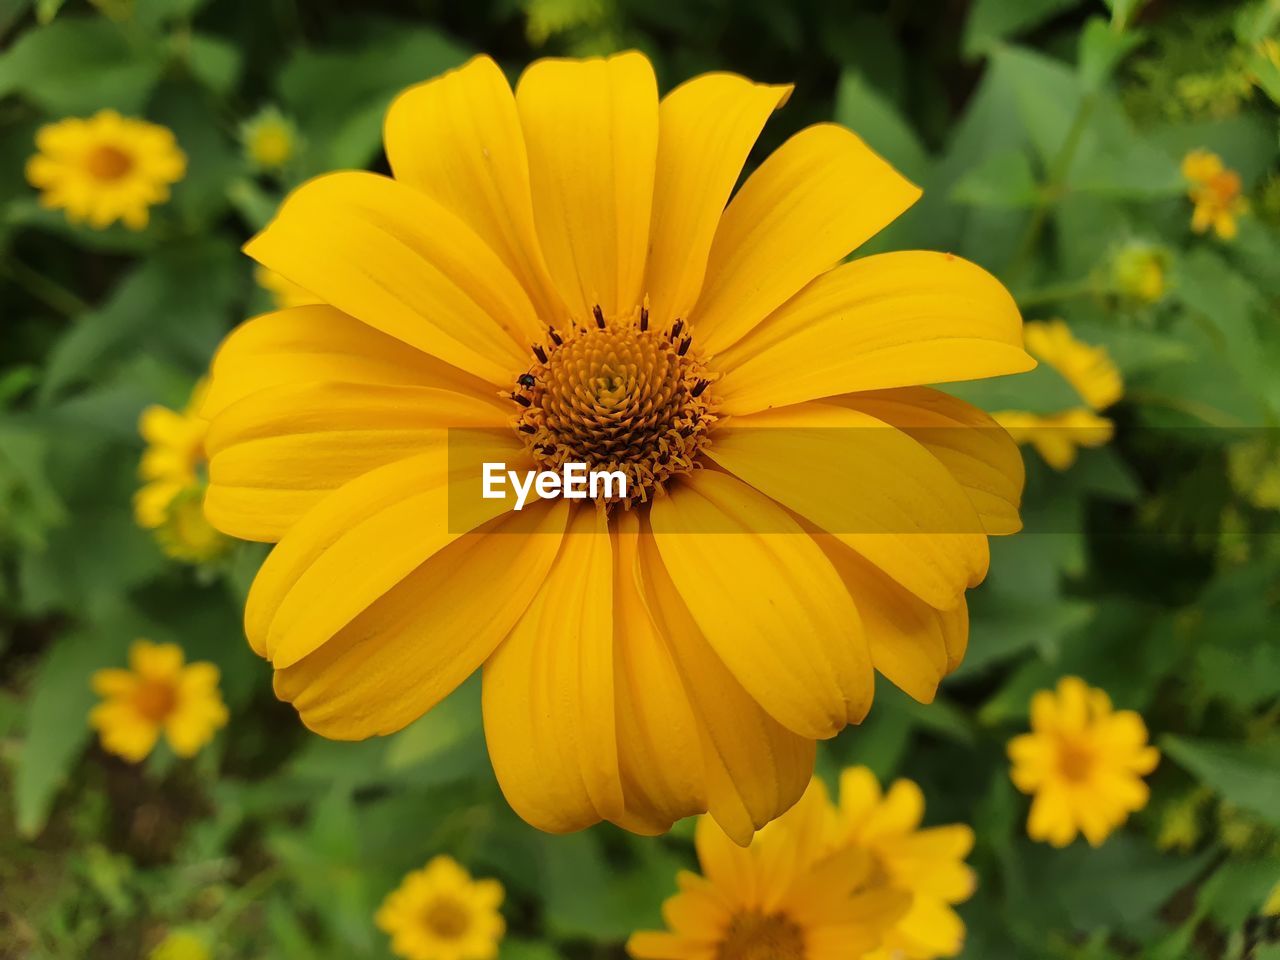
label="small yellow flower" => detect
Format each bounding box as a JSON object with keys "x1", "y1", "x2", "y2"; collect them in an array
[
  {"x1": 1008, "y1": 676, "x2": 1159, "y2": 848},
  {"x1": 994, "y1": 408, "x2": 1114, "y2": 471},
  {"x1": 135, "y1": 384, "x2": 229, "y2": 563},
  {"x1": 376, "y1": 856, "x2": 505, "y2": 960},
  {"x1": 1110, "y1": 241, "x2": 1168, "y2": 305},
  {"x1": 25, "y1": 110, "x2": 185, "y2": 230},
  {"x1": 1023, "y1": 320, "x2": 1122, "y2": 412},
  {"x1": 1182, "y1": 149, "x2": 1248, "y2": 240},
  {"x1": 1264, "y1": 879, "x2": 1280, "y2": 916},
  {"x1": 242, "y1": 107, "x2": 301, "y2": 171},
  {"x1": 254, "y1": 265, "x2": 318, "y2": 310},
  {"x1": 628, "y1": 778, "x2": 909, "y2": 960},
  {"x1": 149, "y1": 930, "x2": 211, "y2": 960},
  {"x1": 90, "y1": 640, "x2": 229, "y2": 763},
  {"x1": 831, "y1": 767, "x2": 975, "y2": 960}
]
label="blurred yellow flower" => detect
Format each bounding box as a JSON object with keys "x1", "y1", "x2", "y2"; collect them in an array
[
  {"x1": 1182, "y1": 149, "x2": 1248, "y2": 240},
  {"x1": 376, "y1": 856, "x2": 505, "y2": 960},
  {"x1": 90, "y1": 640, "x2": 228, "y2": 763},
  {"x1": 25, "y1": 110, "x2": 185, "y2": 230},
  {"x1": 135, "y1": 385, "x2": 229, "y2": 563},
  {"x1": 149, "y1": 930, "x2": 211, "y2": 960},
  {"x1": 832, "y1": 767, "x2": 975, "y2": 960},
  {"x1": 242, "y1": 107, "x2": 300, "y2": 170},
  {"x1": 1008, "y1": 676, "x2": 1159, "y2": 848},
  {"x1": 994, "y1": 408, "x2": 1114, "y2": 471},
  {"x1": 1023, "y1": 320, "x2": 1122, "y2": 412},
  {"x1": 254, "y1": 265, "x2": 318, "y2": 309},
  {"x1": 1264, "y1": 879, "x2": 1280, "y2": 916},
  {"x1": 1110, "y1": 241, "x2": 1168, "y2": 305},
  {"x1": 628, "y1": 778, "x2": 908, "y2": 960}
]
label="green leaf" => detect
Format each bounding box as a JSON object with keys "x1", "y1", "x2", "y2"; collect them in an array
[
  {"x1": 950, "y1": 148, "x2": 1040, "y2": 208},
  {"x1": 833, "y1": 70, "x2": 929, "y2": 182},
  {"x1": 963, "y1": 0, "x2": 1086, "y2": 59},
  {"x1": 1162, "y1": 737, "x2": 1280, "y2": 826},
  {"x1": 1078, "y1": 16, "x2": 1143, "y2": 92}
]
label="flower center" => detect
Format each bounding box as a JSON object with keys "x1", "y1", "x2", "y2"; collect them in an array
[
  {"x1": 1057, "y1": 739, "x2": 1095, "y2": 782},
  {"x1": 422, "y1": 897, "x2": 470, "y2": 940},
  {"x1": 85, "y1": 144, "x2": 134, "y2": 181},
  {"x1": 716, "y1": 910, "x2": 805, "y2": 960},
  {"x1": 132, "y1": 679, "x2": 177, "y2": 723},
  {"x1": 510, "y1": 305, "x2": 715, "y2": 505}
]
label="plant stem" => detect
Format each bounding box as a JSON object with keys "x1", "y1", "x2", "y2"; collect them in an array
[
  {"x1": 1016, "y1": 278, "x2": 1104, "y2": 309},
  {"x1": 0, "y1": 257, "x2": 88, "y2": 317}
]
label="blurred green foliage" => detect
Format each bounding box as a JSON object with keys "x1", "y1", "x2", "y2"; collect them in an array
[{"x1": 2, "y1": 0, "x2": 1280, "y2": 958}]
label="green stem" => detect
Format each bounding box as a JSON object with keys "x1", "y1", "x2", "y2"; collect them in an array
[
  {"x1": 0, "y1": 258, "x2": 88, "y2": 317},
  {"x1": 1016, "y1": 277, "x2": 1105, "y2": 309}
]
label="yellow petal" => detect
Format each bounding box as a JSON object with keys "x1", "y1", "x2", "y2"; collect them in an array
[
  {"x1": 275, "y1": 501, "x2": 568, "y2": 738},
  {"x1": 482, "y1": 505, "x2": 624, "y2": 832},
  {"x1": 714, "y1": 252, "x2": 1034, "y2": 415},
  {"x1": 516, "y1": 51, "x2": 657, "y2": 320},
  {"x1": 384, "y1": 55, "x2": 566, "y2": 324},
  {"x1": 649, "y1": 470, "x2": 873, "y2": 739},
  {"x1": 243, "y1": 172, "x2": 539, "y2": 384},
  {"x1": 205, "y1": 382, "x2": 510, "y2": 542},
  {"x1": 645, "y1": 72, "x2": 791, "y2": 325},
  {"x1": 637, "y1": 523, "x2": 814, "y2": 845},
  {"x1": 692, "y1": 123, "x2": 921, "y2": 356},
  {"x1": 707, "y1": 402, "x2": 988, "y2": 609}
]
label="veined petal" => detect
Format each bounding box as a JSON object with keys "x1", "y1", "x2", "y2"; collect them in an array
[
  {"x1": 692, "y1": 124, "x2": 921, "y2": 356},
  {"x1": 707, "y1": 402, "x2": 988, "y2": 609},
  {"x1": 649, "y1": 469, "x2": 873, "y2": 740},
  {"x1": 831, "y1": 387, "x2": 1024, "y2": 536},
  {"x1": 201, "y1": 305, "x2": 496, "y2": 421},
  {"x1": 516, "y1": 51, "x2": 658, "y2": 320},
  {"x1": 384, "y1": 55, "x2": 566, "y2": 323},
  {"x1": 206, "y1": 382, "x2": 510, "y2": 542},
  {"x1": 482, "y1": 505, "x2": 625, "y2": 832},
  {"x1": 637, "y1": 523, "x2": 814, "y2": 846},
  {"x1": 645, "y1": 73, "x2": 791, "y2": 325},
  {"x1": 243, "y1": 172, "x2": 539, "y2": 384},
  {"x1": 714, "y1": 252, "x2": 1035, "y2": 415},
  {"x1": 274, "y1": 500, "x2": 567, "y2": 738}
]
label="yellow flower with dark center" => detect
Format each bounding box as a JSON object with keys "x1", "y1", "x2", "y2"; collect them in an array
[
  {"x1": 26, "y1": 110, "x2": 185, "y2": 230},
  {"x1": 1008, "y1": 676, "x2": 1159, "y2": 848},
  {"x1": 135, "y1": 385, "x2": 229, "y2": 563},
  {"x1": 200, "y1": 51, "x2": 1034, "y2": 841},
  {"x1": 628, "y1": 779, "x2": 908, "y2": 960},
  {"x1": 376, "y1": 856, "x2": 504, "y2": 960},
  {"x1": 90, "y1": 640, "x2": 229, "y2": 763},
  {"x1": 1182, "y1": 149, "x2": 1249, "y2": 240},
  {"x1": 831, "y1": 767, "x2": 975, "y2": 960},
  {"x1": 242, "y1": 107, "x2": 301, "y2": 171}
]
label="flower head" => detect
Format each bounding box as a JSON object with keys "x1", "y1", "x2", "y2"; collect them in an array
[
  {"x1": 1023, "y1": 320, "x2": 1122, "y2": 412},
  {"x1": 376, "y1": 856, "x2": 504, "y2": 960},
  {"x1": 242, "y1": 107, "x2": 301, "y2": 171},
  {"x1": 135, "y1": 384, "x2": 229, "y2": 563},
  {"x1": 201, "y1": 51, "x2": 1033, "y2": 841},
  {"x1": 26, "y1": 110, "x2": 185, "y2": 230},
  {"x1": 628, "y1": 778, "x2": 908, "y2": 960},
  {"x1": 831, "y1": 767, "x2": 975, "y2": 960},
  {"x1": 1109, "y1": 241, "x2": 1169, "y2": 305},
  {"x1": 1008, "y1": 676, "x2": 1159, "y2": 847},
  {"x1": 1182, "y1": 149, "x2": 1248, "y2": 240},
  {"x1": 149, "y1": 930, "x2": 211, "y2": 960},
  {"x1": 994, "y1": 408, "x2": 1114, "y2": 471},
  {"x1": 90, "y1": 640, "x2": 228, "y2": 763}
]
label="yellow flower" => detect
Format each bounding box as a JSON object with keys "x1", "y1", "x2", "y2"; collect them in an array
[
  {"x1": 1110, "y1": 241, "x2": 1168, "y2": 304},
  {"x1": 135, "y1": 385, "x2": 229, "y2": 563},
  {"x1": 149, "y1": 930, "x2": 211, "y2": 960},
  {"x1": 242, "y1": 107, "x2": 300, "y2": 171},
  {"x1": 25, "y1": 110, "x2": 185, "y2": 230},
  {"x1": 1182, "y1": 149, "x2": 1249, "y2": 240},
  {"x1": 200, "y1": 52, "x2": 1034, "y2": 841},
  {"x1": 1264, "y1": 879, "x2": 1280, "y2": 916},
  {"x1": 993, "y1": 408, "x2": 1114, "y2": 471},
  {"x1": 628, "y1": 779, "x2": 908, "y2": 960},
  {"x1": 376, "y1": 856, "x2": 504, "y2": 960},
  {"x1": 1022, "y1": 320, "x2": 1122, "y2": 412},
  {"x1": 1008, "y1": 676, "x2": 1159, "y2": 848},
  {"x1": 90, "y1": 640, "x2": 229, "y2": 763},
  {"x1": 254, "y1": 265, "x2": 318, "y2": 309},
  {"x1": 831, "y1": 767, "x2": 975, "y2": 960}
]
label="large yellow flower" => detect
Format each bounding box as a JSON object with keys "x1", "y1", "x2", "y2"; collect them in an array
[
  {"x1": 200, "y1": 52, "x2": 1033, "y2": 841},
  {"x1": 90, "y1": 640, "x2": 229, "y2": 763},
  {"x1": 628, "y1": 778, "x2": 908, "y2": 960},
  {"x1": 1008, "y1": 676, "x2": 1160, "y2": 848},
  {"x1": 831, "y1": 767, "x2": 975, "y2": 960},
  {"x1": 376, "y1": 856, "x2": 504, "y2": 960},
  {"x1": 26, "y1": 110, "x2": 185, "y2": 230}
]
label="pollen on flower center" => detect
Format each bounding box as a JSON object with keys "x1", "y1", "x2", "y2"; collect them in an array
[
  {"x1": 85, "y1": 144, "x2": 133, "y2": 181},
  {"x1": 422, "y1": 897, "x2": 470, "y2": 939},
  {"x1": 1057, "y1": 739, "x2": 1094, "y2": 782},
  {"x1": 716, "y1": 910, "x2": 806, "y2": 960},
  {"x1": 510, "y1": 305, "x2": 716, "y2": 504}
]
